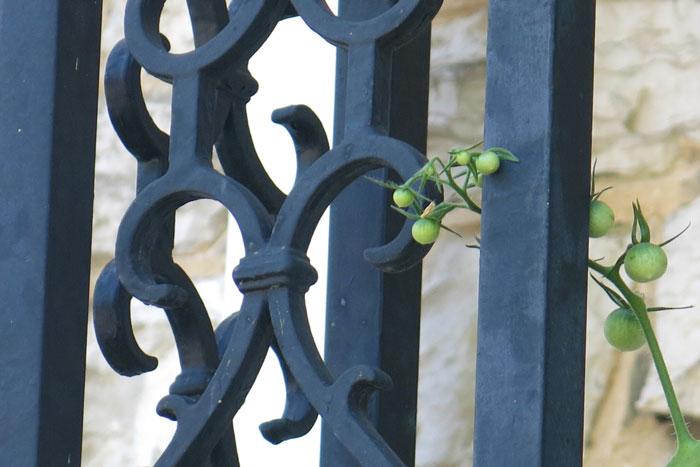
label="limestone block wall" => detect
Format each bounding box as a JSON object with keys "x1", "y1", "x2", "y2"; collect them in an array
[{"x1": 83, "y1": 1, "x2": 700, "y2": 465}]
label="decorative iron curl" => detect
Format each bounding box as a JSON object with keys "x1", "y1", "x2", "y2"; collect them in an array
[{"x1": 94, "y1": 0, "x2": 443, "y2": 466}]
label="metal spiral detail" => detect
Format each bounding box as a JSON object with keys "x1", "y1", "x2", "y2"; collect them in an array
[{"x1": 93, "y1": 1, "x2": 443, "y2": 465}]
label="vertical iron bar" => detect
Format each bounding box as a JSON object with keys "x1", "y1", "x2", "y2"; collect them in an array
[
  {"x1": 321, "y1": 1, "x2": 431, "y2": 465},
  {"x1": 0, "y1": 1, "x2": 103, "y2": 465},
  {"x1": 474, "y1": 1, "x2": 595, "y2": 466}
]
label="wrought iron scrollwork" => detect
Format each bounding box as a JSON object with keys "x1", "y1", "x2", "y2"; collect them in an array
[{"x1": 94, "y1": 1, "x2": 443, "y2": 465}]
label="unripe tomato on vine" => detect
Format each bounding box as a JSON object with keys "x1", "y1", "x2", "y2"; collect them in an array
[
  {"x1": 475, "y1": 150, "x2": 500, "y2": 175},
  {"x1": 604, "y1": 308, "x2": 645, "y2": 351},
  {"x1": 624, "y1": 243, "x2": 668, "y2": 283},
  {"x1": 412, "y1": 218, "x2": 440, "y2": 245},
  {"x1": 454, "y1": 150, "x2": 473, "y2": 166},
  {"x1": 393, "y1": 188, "x2": 414, "y2": 208},
  {"x1": 589, "y1": 200, "x2": 615, "y2": 238}
]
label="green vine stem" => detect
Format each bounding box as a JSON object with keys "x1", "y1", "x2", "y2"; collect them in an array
[{"x1": 589, "y1": 258, "x2": 693, "y2": 445}]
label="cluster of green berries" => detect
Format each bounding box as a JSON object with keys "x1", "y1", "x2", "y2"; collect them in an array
[
  {"x1": 588, "y1": 178, "x2": 700, "y2": 464},
  {"x1": 389, "y1": 146, "x2": 515, "y2": 246},
  {"x1": 589, "y1": 200, "x2": 668, "y2": 284},
  {"x1": 385, "y1": 152, "x2": 699, "y2": 463},
  {"x1": 590, "y1": 195, "x2": 676, "y2": 352}
]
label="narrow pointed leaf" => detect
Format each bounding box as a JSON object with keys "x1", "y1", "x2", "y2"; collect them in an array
[
  {"x1": 631, "y1": 202, "x2": 640, "y2": 245},
  {"x1": 611, "y1": 250, "x2": 627, "y2": 274},
  {"x1": 635, "y1": 200, "x2": 651, "y2": 243},
  {"x1": 488, "y1": 147, "x2": 519, "y2": 162},
  {"x1": 659, "y1": 222, "x2": 691, "y2": 247},
  {"x1": 647, "y1": 305, "x2": 694, "y2": 313},
  {"x1": 466, "y1": 235, "x2": 481, "y2": 249},
  {"x1": 592, "y1": 186, "x2": 613, "y2": 201},
  {"x1": 590, "y1": 274, "x2": 630, "y2": 310},
  {"x1": 390, "y1": 205, "x2": 422, "y2": 221},
  {"x1": 430, "y1": 202, "x2": 459, "y2": 221},
  {"x1": 448, "y1": 141, "x2": 483, "y2": 155},
  {"x1": 364, "y1": 176, "x2": 402, "y2": 190},
  {"x1": 439, "y1": 222, "x2": 464, "y2": 239}
]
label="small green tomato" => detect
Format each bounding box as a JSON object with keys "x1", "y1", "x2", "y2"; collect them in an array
[
  {"x1": 412, "y1": 218, "x2": 440, "y2": 245},
  {"x1": 475, "y1": 150, "x2": 501, "y2": 175},
  {"x1": 455, "y1": 150, "x2": 472, "y2": 166},
  {"x1": 393, "y1": 188, "x2": 414, "y2": 208},
  {"x1": 604, "y1": 308, "x2": 645, "y2": 352},
  {"x1": 589, "y1": 200, "x2": 615, "y2": 238},
  {"x1": 624, "y1": 243, "x2": 668, "y2": 283}
]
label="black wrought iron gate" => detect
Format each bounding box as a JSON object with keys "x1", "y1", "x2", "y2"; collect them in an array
[{"x1": 0, "y1": 1, "x2": 595, "y2": 466}]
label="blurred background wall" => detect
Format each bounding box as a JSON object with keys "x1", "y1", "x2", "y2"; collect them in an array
[{"x1": 84, "y1": 1, "x2": 700, "y2": 465}]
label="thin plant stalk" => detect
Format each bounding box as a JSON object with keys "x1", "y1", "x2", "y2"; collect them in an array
[{"x1": 589, "y1": 259, "x2": 693, "y2": 445}]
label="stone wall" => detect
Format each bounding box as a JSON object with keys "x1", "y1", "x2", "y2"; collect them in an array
[{"x1": 83, "y1": 0, "x2": 700, "y2": 465}]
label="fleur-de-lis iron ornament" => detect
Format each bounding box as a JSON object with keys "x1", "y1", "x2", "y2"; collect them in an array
[{"x1": 93, "y1": 1, "x2": 443, "y2": 465}]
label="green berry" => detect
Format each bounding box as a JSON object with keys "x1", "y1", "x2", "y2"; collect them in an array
[
  {"x1": 412, "y1": 218, "x2": 440, "y2": 245},
  {"x1": 589, "y1": 200, "x2": 615, "y2": 238},
  {"x1": 624, "y1": 243, "x2": 668, "y2": 283},
  {"x1": 393, "y1": 188, "x2": 414, "y2": 208},
  {"x1": 604, "y1": 308, "x2": 645, "y2": 352},
  {"x1": 455, "y1": 150, "x2": 472, "y2": 166},
  {"x1": 475, "y1": 150, "x2": 501, "y2": 175}
]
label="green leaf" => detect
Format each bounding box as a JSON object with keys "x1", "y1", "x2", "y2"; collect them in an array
[
  {"x1": 591, "y1": 186, "x2": 613, "y2": 201},
  {"x1": 411, "y1": 189, "x2": 435, "y2": 204},
  {"x1": 634, "y1": 200, "x2": 651, "y2": 243},
  {"x1": 450, "y1": 170, "x2": 469, "y2": 179},
  {"x1": 448, "y1": 141, "x2": 483, "y2": 155},
  {"x1": 488, "y1": 147, "x2": 519, "y2": 162},
  {"x1": 390, "y1": 205, "x2": 422, "y2": 221},
  {"x1": 438, "y1": 222, "x2": 464, "y2": 239},
  {"x1": 364, "y1": 176, "x2": 402, "y2": 190},
  {"x1": 466, "y1": 235, "x2": 481, "y2": 249},
  {"x1": 631, "y1": 203, "x2": 640, "y2": 245},
  {"x1": 659, "y1": 222, "x2": 691, "y2": 247},
  {"x1": 610, "y1": 249, "x2": 627, "y2": 275},
  {"x1": 647, "y1": 305, "x2": 694, "y2": 313},
  {"x1": 590, "y1": 274, "x2": 630, "y2": 310},
  {"x1": 430, "y1": 202, "x2": 460, "y2": 221}
]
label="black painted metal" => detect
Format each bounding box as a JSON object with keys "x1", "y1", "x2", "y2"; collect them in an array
[
  {"x1": 92, "y1": 1, "x2": 442, "y2": 465},
  {"x1": 0, "y1": 1, "x2": 103, "y2": 465},
  {"x1": 321, "y1": 1, "x2": 432, "y2": 466},
  {"x1": 0, "y1": 0, "x2": 600, "y2": 464},
  {"x1": 474, "y1": 1, "x2": 596, "y2": 466}
]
